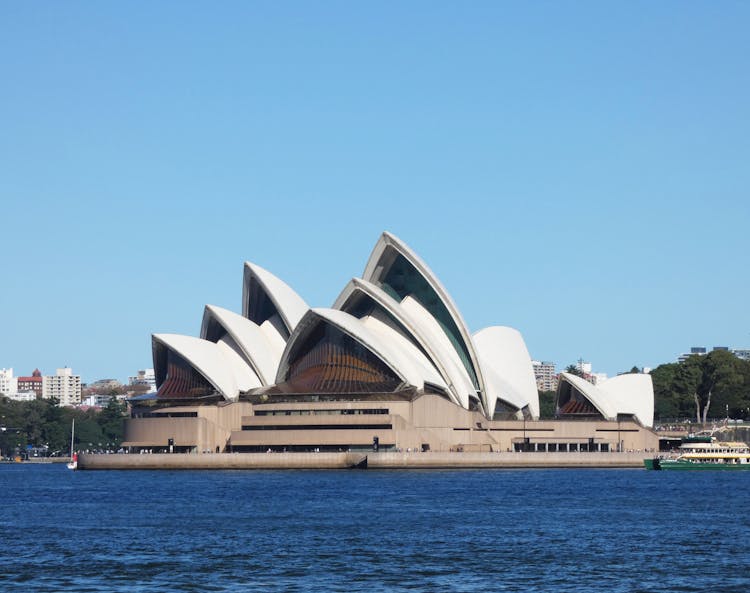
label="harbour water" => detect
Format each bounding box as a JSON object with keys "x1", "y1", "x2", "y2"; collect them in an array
[{"x1": 1, "y1": 465, "x2": 749, "y2": 592}]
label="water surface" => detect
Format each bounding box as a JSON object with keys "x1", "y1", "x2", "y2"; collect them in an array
[{"x1": 1, "y1": 465, "x2": 748, "y2": 592}]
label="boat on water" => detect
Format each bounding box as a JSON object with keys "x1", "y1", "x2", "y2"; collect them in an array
[
  {"x1": 645, "y1": 435, "x2": 750, "y2": 470},
  {"x1": 66, "y1": 419, "x2": 77, "y2": 471}
]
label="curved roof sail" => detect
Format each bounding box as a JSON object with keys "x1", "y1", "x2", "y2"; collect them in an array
[
  {"x1": 555, "y1": 372, "x2": 654, "y2": 427},
  {"x1": 480, "y1": 363, "x2": 526, "y2": 420},
  {"x1": 242, "y1": 262, "x2": 308, "y2": 340},
  {"x1": 276, "y1": 308, "x2": 424, "y2": 393},
  {"x1": 200, "y1": 304, "x2": 282, "y2": 385},
  {"x1": 473, "y1": 326, "x2": 539, "y2": 419},
  {"x1": 398, "y1": 296, "x2": 477, "y2": 409},
  {"x1": 152, "y1": 334, "x2": 260, "y2": 402},
  {"x1": 597, "y1": 374, "x2": 654, "y2": 428},
  {"x1": 556, "y1": 373, "x2": 617, "y2": 421},
  {"x1": 334, "y1": 278, "x2": 465, "y2": 406},
  {"x1": 362, "y1": 232, "x2": 487, "y2": 412}
]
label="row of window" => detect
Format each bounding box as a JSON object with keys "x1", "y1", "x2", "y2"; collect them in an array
[
  {"x1": 513, "y1": 442, "x2": 610, "y2": 452},
  {"x1": 242, "y1": 423, "x2": 393, "y2": 431},
  {"x1": 254, "y1": 408, "x2": 389, "y2": 416}
]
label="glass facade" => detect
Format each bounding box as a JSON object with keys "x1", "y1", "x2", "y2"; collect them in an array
[
  {"x1": 245, "y1": 278, "x2": 290, "y2": 339},
  {"x1": 342, "y1": 291, "x2": 433, "y2": 364},
  {"x1": 155, "y1": 347, "x2": 215, "y2": 399},
  {"x1": 375, "y1": 251, "x2": 479, "y2": 391},
  {"x1": 281, "y1": 323, "x2": 403, "y2": 393},
  {"x1": 556, "y1": 381, "x2": 601, "y2": 418},
  {"x1": 492, "y1": 400, "x2": 521, "y2": 420},
  {"x1": 202, "y1": 316, "x2": 227, "y2": 343}
]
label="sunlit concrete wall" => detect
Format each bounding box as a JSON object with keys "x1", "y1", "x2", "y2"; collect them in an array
[{"x1": 124, "y1": 394, "x2": 658, "y2": 454}]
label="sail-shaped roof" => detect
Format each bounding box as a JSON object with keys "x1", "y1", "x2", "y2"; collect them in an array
[
  {"x1": 152, "y1": 333, "x2": 260, "y2": 402},
  {"x1": 598, "y1": 373, "x2": 654, "y2": 428},
  {"x1": 242, "y1": 262, "x2": 308, "y2": 340},
  {"x1": 362, "y1": 232, "x2": 487, "y2": 413},
  {"x1": 276, "y1": 308, "x2": 426, "y2": 393},
  {"x1": 473, "y1": 326, "x2": 539, "y2": 419},
  {"x1": 334, "y1": 278, "x2": 469, "y2": 406},
  {"x1": 556, "y1": 372, "x2": 654, "y2": 427},
  {"x1": 200, "y1": 305, "x2": 282, "y2": 385}
]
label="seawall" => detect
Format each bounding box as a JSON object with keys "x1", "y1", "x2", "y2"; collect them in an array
[
  {"x1": 78, "y1": 451, "x2": 648, "y2": 470},
  {"x1": 79, "y1": 452, "x2": 365, "y2": 470}
]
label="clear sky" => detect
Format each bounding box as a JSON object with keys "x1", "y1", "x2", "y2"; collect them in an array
[{"x1": 2, "y1": 2, "x2": 749, "y2": 384}]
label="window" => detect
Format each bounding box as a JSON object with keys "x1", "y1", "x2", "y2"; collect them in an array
[
  {"x1": 375, "y1": 251, "x2": 479, "y2": 390},
  {"x1": 282, "y1": 323, "x2": 402, "y2": 393}
]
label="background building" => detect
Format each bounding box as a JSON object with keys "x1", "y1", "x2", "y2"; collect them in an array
[
  {"x1": 678, "y1": 346, "x2": 749, "y2": 363},
  {"x1": 17, "y1": 369, "x2": 43, "y2": 398},
  {"x1": 129, "y1": 369, "x2": 156, "y2": 392},
  {"x1": 42, "y1": 367, "x2": 82, "y2": 406},
  {"x1": 532, "y1": 361, "x2": 557, "y2": 392},
  {"x1": 81, "y1": 393, "x2": 116, "y2": 407},
  {"x1": 88, "y1": 379, "x2": 122, "y2": 392},
  {"x1": 0, "y1": 368, "x2": 17, "y2": 396}
]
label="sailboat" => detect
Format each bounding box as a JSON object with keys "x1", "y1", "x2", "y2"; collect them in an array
[{"x1": 66, "y1": 419, "x2": 78, "y2": 470}]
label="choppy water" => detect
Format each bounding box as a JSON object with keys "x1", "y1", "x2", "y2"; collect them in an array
[{"x1": 1, "y1": 464, "x2": 749, "y2": 592}]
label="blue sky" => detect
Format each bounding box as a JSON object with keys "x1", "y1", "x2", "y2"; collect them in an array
[{"x1": 2, "y1": 2, "x2": 748, "y2": 383}]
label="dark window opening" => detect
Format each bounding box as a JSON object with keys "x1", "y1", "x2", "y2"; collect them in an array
[
  {"x1": 280, "y1": 323, "x2": 402, "y2": 393},
  {"x1": 375, "y1": 250, "x2": 479, "y2": 390}
]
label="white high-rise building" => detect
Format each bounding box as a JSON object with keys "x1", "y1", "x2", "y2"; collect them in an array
[
  {"x1": 732, "y1": 349, "x2": 750, "y2": 361},
  {"x1": 129, "y1": 369, "x2": 156, "y2": 392},
  {"x1": 0, "y1": 368, "x2": 17, "y2": 396},
  {"x1": 43, "y1": 367, "x2": 82, "y2": 406},
  {"x1": 532, "y1": 361, "x2": 557, "y2": 392}
]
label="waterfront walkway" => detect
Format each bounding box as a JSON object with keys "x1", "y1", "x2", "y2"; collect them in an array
[{"x1": 77, "y1": 450, "x2": 649, "y2": 470}]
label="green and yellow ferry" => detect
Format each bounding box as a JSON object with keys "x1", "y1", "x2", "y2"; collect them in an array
[{"x1": 645, "y1": 436, "x2": 750, "y2": 470}]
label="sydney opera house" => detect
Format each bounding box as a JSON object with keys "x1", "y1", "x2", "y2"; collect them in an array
[{"x1": 125, "y1": 232, "x2": 658, "y2": 454}]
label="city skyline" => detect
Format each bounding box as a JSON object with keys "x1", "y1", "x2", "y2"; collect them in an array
[{"x1": 2, "y1": 3, "x2": 749, "y2": 383}]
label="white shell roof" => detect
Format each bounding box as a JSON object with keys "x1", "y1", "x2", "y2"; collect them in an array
[
  {"x1": 276, "y1": 308, "x2": 424, "y2": 390},
  {"x1": 479, "y1": 362, "x2": 526, "y2": 420},
  {"x1": 557, "y1": 372, "x2": 654, "y2": 427},
  {"x1": 152, "y1": 333, "x2": 260, "y2": 402},
  {"x1": 399, "y1": 296, "x2": 475, "y2": 409},
  {"x1": 333, "y1": 277, "x2": 467, "y2": 406},
  {"x1": 473, "y1": 326, "x2": 540, "y2": 419},
  {"x1": 362, "y1": 231, "x2": 487, "y2": 413},
  {"x1": 359, "y1": 312, "x2": 448, "y2": 392},
  {"x1": 146, "y1": 231, "x2": 563, "y2": 421},
  {"x1": 200, "y1": 305, "x2": 282, "y2": 385},
  {"x1": 558, "y1": 373, "x2": 618, "y2": 420},
  {"x1": 242, "y1": 262, "x2": 308, "y2": 336},
  {"x1": 259, "y1": 317, "x2": 288, "y2": 359},
  {"x1": 598, "y1": 373, "x2": 654, "y2": 428}
]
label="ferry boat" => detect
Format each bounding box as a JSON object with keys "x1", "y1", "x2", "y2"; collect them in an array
[{"x1": 645, "y1": 436, "x2": 750, "y2": 470}]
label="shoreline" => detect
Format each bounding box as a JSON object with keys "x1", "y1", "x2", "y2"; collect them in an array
[{"x1": 76, "y1": 451, "x2": 650, "y2": 470}]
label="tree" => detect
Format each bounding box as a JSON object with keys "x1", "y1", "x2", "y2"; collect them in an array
[
  {"x1": 0, "y1": 396, "x2": 128, "y2": 455},
  {"x1": 651, "y1": 352, "x2": 750, "y2": 424},
  {"x1": 97, "y1": 398, "x2": 127, "y2": 446},
  {"x1": 672, "y1": 356, "x2": 704, "y2": 422},
  {"x1": 538, "y1": 390, "x2": 556, "y2": 419},
  {"x1": 564, "y1": 364, "x2": 584, "y2": 378},
  {"x1": 650, "y1": 363, "x2": 680, "y2": 419},
  {"x1": 696, "y1": 350, "x2": 743, "y2": 423}
]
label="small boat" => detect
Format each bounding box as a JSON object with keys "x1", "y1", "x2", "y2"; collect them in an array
[
  {"x1": 645, "y1": 435, "x2": 750, "y2": 470},
  {"x1": 66, "y1": 419, "x2": 77, "y2": 471}
]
